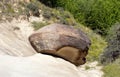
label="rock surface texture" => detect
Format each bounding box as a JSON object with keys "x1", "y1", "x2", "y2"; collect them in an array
[
  {"x1": 29, "y1": 23, "x2": 91, "y2": 66},
  {"x1": 0, "y1": 20, "x2": 36, "y2": 56},
  {"x1": 0, "y1": 54, "x2": 80, "y2": 77}
]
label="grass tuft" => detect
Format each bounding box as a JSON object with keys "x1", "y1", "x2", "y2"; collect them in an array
[{"x1": 102, "y1": 58, "x2": 120, "y2": 77}]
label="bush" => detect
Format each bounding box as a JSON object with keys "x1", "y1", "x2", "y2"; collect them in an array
[
  {"x1": 32, "y1": 22, "x2": 49, "y2": 30},
  {"x1": 103, "y1": 58, "x2": 120, "y2": 77},
  {"x1": 75, "y1": 24, "x2": 107, "y2": 61},
  {"x1": 100, "y1": 23, "x2": 120, "y2": 64},
  {"x1": 56, "y1": 10, "x2": 76, "y2": 26},
  {"x1": 42, "y1": 7, "x2": 53, "y2": 19},
  {"x1": 1, "y1": 3, "x2": 15, "y2": 15},
  {"x1": 68, "y1": 0, "x2": 120, "y2": 35},
  {"x1": 26, "y1": 2, "x2": 40, "y2": 17}
]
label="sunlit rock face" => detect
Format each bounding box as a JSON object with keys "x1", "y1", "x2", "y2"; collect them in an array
[
  {"x1": 0, "y1": 20, "x2": 36, "y2": 56},
  {"x1": 0, "y1": 54, "x2": 80, "y2": 77},
  {"x1": 29, "y1": 23, "x2": 91, "y2": 66},
  {"x1": 0, "y1": 54, "x2": 103, "y2": 77}
]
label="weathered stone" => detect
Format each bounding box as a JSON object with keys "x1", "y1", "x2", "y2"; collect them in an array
[{"x1": 29, "y1": 23, "x2": 91, "y2": 66}]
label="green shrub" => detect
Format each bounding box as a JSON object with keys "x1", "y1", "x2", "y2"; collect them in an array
[
  {"x1": 75, "y1": 24, "x2": 107, "y2": 61},
  {"x1": 42, "y1": 7, "x2": 53, "y2": 19},
  {"x1": 6, "y1": 3, "x2": 14, "y2": 13},
  {"x1": 26, "y1": 2, "x2": 40, "y2": 17},
  {"x1": 100, "y1": 23, "x2": 120, "y2": 64},
  {"x1": 85, "y1": 65, "x2": 91, "y2": 70},
  {"x1": 32, "y1": 22, "x2": 49, "y2": 30},
  {"x1": 2, "y1": 3, "x2": 14, "y2": 15},
  {"x1": 66, "y1": 0, "x2": 120, "y2": 35},
  {"x1": 56, "y1": 10, "x2": 76, "y2": 26},
  {"x1": 103, "y1": 58, "x2": 120, "y2": 77}
]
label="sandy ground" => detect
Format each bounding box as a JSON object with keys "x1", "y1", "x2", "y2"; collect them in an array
[
  {"x1": 0, "y1": 18, "x2": 104, "y2": 77},
  {"x1": 78, "y1": 61, "x2": 103, "y2": 77}
]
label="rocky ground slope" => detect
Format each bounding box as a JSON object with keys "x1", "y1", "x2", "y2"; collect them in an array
[
  {"x1": 0, "y1": 19, "x2": 36, "y2": 56},
  {"x1": 0, "y1": 19, "x2": 103, "y2": 77}
]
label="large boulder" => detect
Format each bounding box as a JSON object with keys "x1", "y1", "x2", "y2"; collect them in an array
[{"x1": 29, "y1": 23, "x2": 91, "y2": 66}]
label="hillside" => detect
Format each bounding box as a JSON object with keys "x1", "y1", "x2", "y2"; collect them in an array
[{"x1": 0, "y1": 0, "x2": 107, "y2": 77}]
